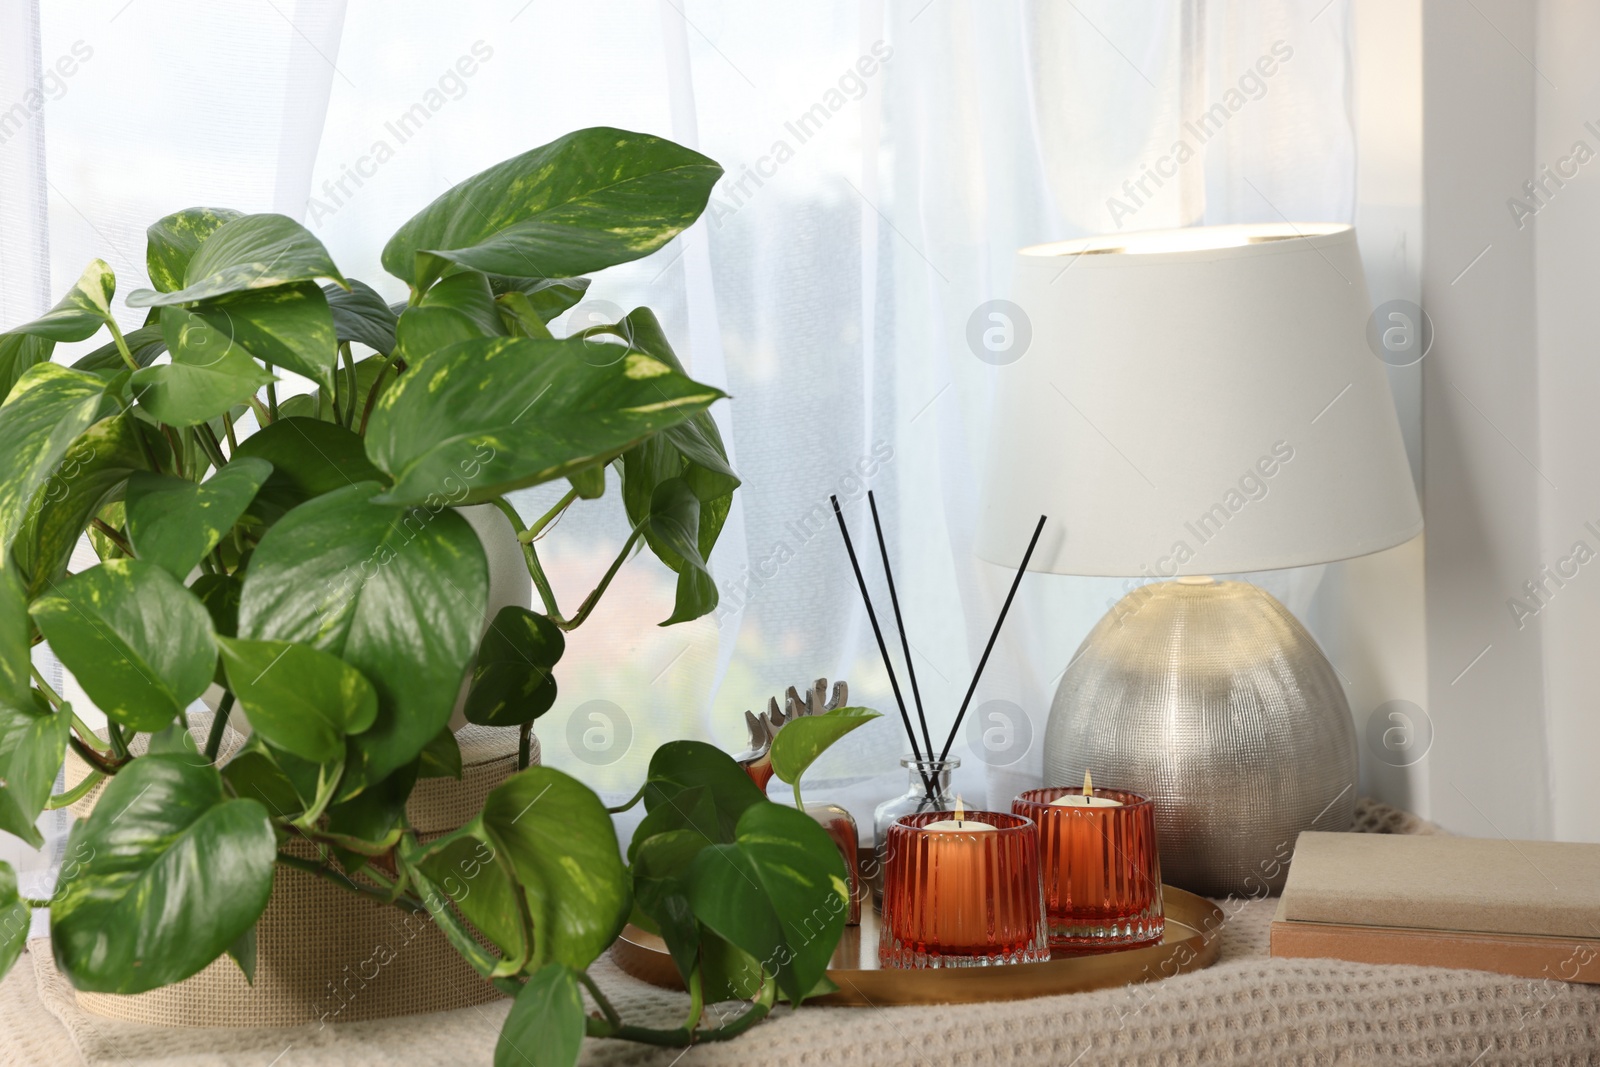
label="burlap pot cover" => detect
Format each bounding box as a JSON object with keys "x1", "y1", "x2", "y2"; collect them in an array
[{"x1": 60, "y1": 719, "x2": 530, "y2": 1027}]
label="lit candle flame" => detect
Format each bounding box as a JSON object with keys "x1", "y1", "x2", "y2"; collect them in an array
[
  {"x1": 954, "y1": 795, "x2": 966, "y2": 825},
  {"x1": 1083, "y1": 769, "x2": 1093, "y2": 798}
]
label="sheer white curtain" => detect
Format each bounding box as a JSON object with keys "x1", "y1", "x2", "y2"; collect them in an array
[{"x1": 3, "y1": 0, "x2": 1376, "y2": 866}]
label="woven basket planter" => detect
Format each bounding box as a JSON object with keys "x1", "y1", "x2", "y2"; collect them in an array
[{"x1": 59, "y1": 720, "x2": 528, "y2": 1027}]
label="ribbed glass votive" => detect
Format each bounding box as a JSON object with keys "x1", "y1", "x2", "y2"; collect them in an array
[
  {"x1": 878, "y1": 810, "x2": 1049, "y2": 969},
  {"x1": 1013, "y1": 787, "x2": 1164, "y2": 950}
]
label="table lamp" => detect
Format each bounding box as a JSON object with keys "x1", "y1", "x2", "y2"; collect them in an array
[{"x1": 974, "y1": 223, "x2": 1422, "y2": 896}]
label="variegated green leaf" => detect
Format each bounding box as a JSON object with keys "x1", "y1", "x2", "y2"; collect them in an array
[
  {"x1": 131, "y1": 306, "x2": 276, "y2": 427},
  {"x1": 393, "y1": 269, "x2": 505, "y2": 363},
  {"x1": 487, "y1": 275, "x2": 589, "y2": 322},
  {"x1": 364, "y1": 336, "x2": 726, "y2": 506},
  {"x1": 464, "y1": 606, "x2": 564, "y2": 727},
  {"x1": 51, "y1": 754, "x2": 275, "y2": 993},
  {"x1": 231, "y1": 417, "x2": 386, "y2": 522},
  {"x1": 0, "y1": 334, "x2": 53, "y2": 404},
  {"x1": 495, "y1": 964, "x2": 586, "y2": 1067},
  {"x1": 124, "y1": 457, "x2": 272, "y2": 579},
  {"x1": 768, "y1": 706, "x2": 881, "y2": 787},
  {"x1": 1, "y1": 260, "x2": 117, "y2": 343},
  {"x1": 0, "y1": 563, "x2": 29, "y2": 705},
  {"x1": 642, "y1": 478, "x2": 717, "y2": 626},
  {"x1": 409, "y1": 832, "x2": 527, "y2": 964},
  {"x1": 381, "y1": 127, "x2": 721, "y2": 289},
  {"x1": 0, "y1": 691, "x2": 70, "y2": 849},
  {"x1": 0, "y1": 363, "x2": 107, "y2": 556},
  {"x1": 687, "y1": 801, "x2": 849, "y2": 1005},
  {"x1": 29, "y1": 559, "x2": 216, "y2": 732},
  {"x1": 146, "y1": 207, "x2": 243, "y2": 294},
  {"x1": 0, "y1": 862, "x2": 30, "y2": 984},
  {"x1": 325, "y1": 279, "x2": 398, "y2": 354},
  {"x1": 599, "y1": 309, "x2": 738, "y2": 624},
  {"x1": 0, "y1": 565, "x2": 67, "y2": 849},
  {"x1": 11, "y1": 413, "x2": 147, "y2": 600},
  {"x1": 494, "y1": 291, "x2": 554, "y2": 340},
  {"x1": 480, "y1": 766, "x2": 631, "y2": 970},
  {"x1": 216, "y1": 636, "x2": 378, "y2": 763},
  {"x1": 127, "y1": 213, "x2": 348, "y2": 307},
  {"x1": 186, "y1": 282, "x2": 338, "y2": 394},
  {"x1": 236, "y1": 482, "x2": 487, "y2": 786}
]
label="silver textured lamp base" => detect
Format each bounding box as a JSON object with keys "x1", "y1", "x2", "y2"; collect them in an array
[{"x1": 1042, "y1": 577, "x2": 1356, "y2": 897}]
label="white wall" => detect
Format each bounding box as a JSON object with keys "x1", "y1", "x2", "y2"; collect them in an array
[
  {"x1": 1421, "y1": 0, "x2": 1552, "y2": 839},
  {"x1": 1533, "y1": 0, "x2": 1600, "y2": 842}
]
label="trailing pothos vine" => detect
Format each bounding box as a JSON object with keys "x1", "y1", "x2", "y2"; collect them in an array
[{"x1": 0, "y1": 127, "x2": 857, "y2": 1065}]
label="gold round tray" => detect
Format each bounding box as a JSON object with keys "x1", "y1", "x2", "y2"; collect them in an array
[{"x1": 612, "y1": 884, "x2": 1223, "y2": 1006}]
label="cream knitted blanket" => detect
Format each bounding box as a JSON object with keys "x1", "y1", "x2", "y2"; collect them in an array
[{"x1": 4, "y1": 799, "x2": 1597, "y2": 1066}]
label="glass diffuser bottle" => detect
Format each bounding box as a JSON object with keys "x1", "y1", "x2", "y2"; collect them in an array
[{"x1": 870, "y1": 756, "x2": 959, "y2": 905}]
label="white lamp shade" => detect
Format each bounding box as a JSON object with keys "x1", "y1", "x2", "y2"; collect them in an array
[{"x1": 974, "y1": 224, "x2": 1422, "y2": 577}]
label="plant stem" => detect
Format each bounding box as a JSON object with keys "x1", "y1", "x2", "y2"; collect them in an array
[
  {"x1": 605, "y1": 784, "x2": 646, "y2": 814},
  {"x1": 105, "y1": 318, "x2": 139, "y2": 372},
  {"x1": 520, "y1": 488, "x2": 579, "y2": 543},
  {"x1": 199, "y1": 422, "x2": 228, "y2": 467},
  {"x1": 518, "y1": 722, "x2": 531, "y2": 771},
  {"x1": 793, "y1": 780, "x2": 805, "y2": 813},
  {"x1": 491, "y1": 498, "x2": 562, "y2": 619},
  {"x1": 106, "y1": 722, "x2": 130, "y2": 760},
  {"x1": 339, "y1": 342, "x2": 357, "y2": 428},
  {"x1": 29, "y1": 666, "x2": 62, "y2": 709},
  {"x1": 266, "y1": 381, "x2": 279, "y2": 422},
  {"x1": 682, "y1": 969, "x2": 704, "y2": 1033},
  {"x1": 249, "y1": 395, "x2": 273, "y2": 426},
  {"x1": 560, "y1": 529, "x2": 643, "y2": 631},
  {"x1": 90, "y1": 517, "x2": 133, "y2": 557},
  {"x1": 21, "y1": 897, "x2": 51, "y2": 910},
  {"x1": 204, "y1": 692, "x2": 234, "y2": 762},
  {"x1": 583, "y1": 978, "x2": 775, "y2": 1046},
  {"x1": 577, "y1": 970, "x2": 622, "y2": 1030},
  {"x1": 190, "y1": 427, "x2": 226, "y2": 474},
  {"x1": 68, "y1": 711, "x2": 109, "y2": 752},
  {"x1": 46, "y1": 770, "x2": 103, "y2": 809},
  {"x1": 222, "y1": 411, "x2": 238, "y2": 452},
  {"x1": 275, "y1": 852, "x2": 427, "y2": 913},
  {"x1": 69, "y1": 736, "x2": 124, "y2": 776},
  {"x1": 161, "y1": 425, "x2": 185, "y2": 479},
  {"x1": 358, "y1": 352, "x2": 402, "y2": 435}
]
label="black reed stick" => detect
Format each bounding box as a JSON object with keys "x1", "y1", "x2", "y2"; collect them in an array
[
  {"x1": 867, "y1": 491, "x2": 935, "y2": 762},
  {"x1": 830, "y1": 495, "x2": 930, "y2": 777},
  {"x1": 938, "y1": 515, "x2": 1047, "y2": 762}
]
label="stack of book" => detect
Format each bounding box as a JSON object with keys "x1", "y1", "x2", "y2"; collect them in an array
[{"x1": 1271, "y1": 832, "x2": 1600, "y2": 983}]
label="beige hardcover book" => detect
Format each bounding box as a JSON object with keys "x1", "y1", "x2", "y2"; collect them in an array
[{"x1": 1269, "y1": 832, "x2": 1600, "y2": 983}]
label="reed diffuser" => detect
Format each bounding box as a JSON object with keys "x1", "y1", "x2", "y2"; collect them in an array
[{"x1": 830, "y1": 492, "x2": 1046, "y2": 903}]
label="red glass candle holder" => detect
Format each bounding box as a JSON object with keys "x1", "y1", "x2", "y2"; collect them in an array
[
  {"x1": 878, "y1": 811, "x2": 1049, "y2": 969},
  {"x1": 1012, "y1": 787, "x2": 1164, "y2": 950}
]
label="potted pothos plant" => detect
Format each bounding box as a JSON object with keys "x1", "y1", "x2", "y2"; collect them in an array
[{"x1": 0, "y1": 126, "x2": 861, "y2": 1065}]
